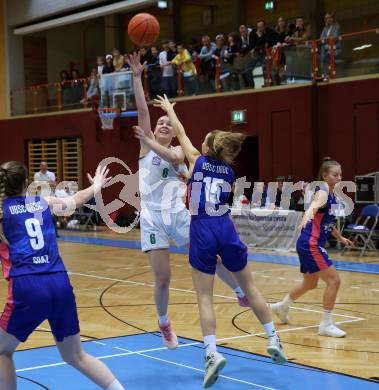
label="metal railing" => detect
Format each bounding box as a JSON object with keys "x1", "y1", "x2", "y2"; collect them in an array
[{"x1": 10, "y1": 29, "x2": 379, "y2": 116}]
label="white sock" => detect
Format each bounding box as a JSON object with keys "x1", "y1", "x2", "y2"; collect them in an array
[
  {"x1": 263, "y1": 321, "x2": 277, "y2": 338},
  {"x1": 158, "y1": 314, "x2": 169, "y2": 325},
  {"x1": 204, "y1": 335, "x2": 217, "y2": 356},
  {"x1": 323, "y1": 310, "x2": 333, "y2": 324},
  {"x1": 106, "y1": 379, "x2": 125, "y2": 390},
  {"x1": 233, "y1": 286, "x2": 245, "y2": 298},
  {"x1": 281, "y1": 294, "x2": 293, "y2": 309}
]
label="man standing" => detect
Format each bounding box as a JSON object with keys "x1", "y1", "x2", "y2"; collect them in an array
[{"x1": 34, "y1": 161, "x2": 58, "y2": 236}]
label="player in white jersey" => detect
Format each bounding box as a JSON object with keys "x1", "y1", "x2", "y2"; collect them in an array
[{"x1": 128, "y1": 53, "x2": 249, "y2": 349}]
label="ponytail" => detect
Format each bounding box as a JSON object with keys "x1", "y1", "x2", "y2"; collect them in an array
[{"x1": 206, "y1": 130, "x2": 246, "y2": 165}]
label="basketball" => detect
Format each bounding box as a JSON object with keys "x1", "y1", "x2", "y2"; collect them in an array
[{"x1": 128, "y1": 13, "x2": 160, "y2": 46}]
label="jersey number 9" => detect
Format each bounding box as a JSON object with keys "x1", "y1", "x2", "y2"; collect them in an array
[{"x1": 25, "y1": 218, "x2": 45, "y2": 250}]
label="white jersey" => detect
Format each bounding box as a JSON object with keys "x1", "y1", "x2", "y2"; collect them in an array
[{"x1": 138, "y1": 150, "x2": 188, "y2": 212}]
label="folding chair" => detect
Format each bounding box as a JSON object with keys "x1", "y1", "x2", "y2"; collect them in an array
[{"x1": 342, "y1": 204, "x2": 379, "y2": 257}]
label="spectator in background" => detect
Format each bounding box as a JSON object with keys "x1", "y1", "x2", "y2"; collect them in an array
[
  {"x1": 171, "y1": 43, "x2": 198, "y2": 96},
  {"x1": 96, "y1": 56, "x2": 104, "y2": 77},
  {"x1": 81, "y1": 67, "x2": 99, "y2": 105},
  {"x1": 187, "y1": 38, "x2": 200, "y2": 56},
  {"x1": 146, "y1": 46, "x2": 162, "y2": 98},
  {"x1": 34, "y1": 161, "x2": 59, "y2": 237},
  {"x1": 274, "y1": 17, "x2": 289, "y2": 44},
  {"x1": 102, "y1": 54, "x2": 115, "y2": 74},
  {"x1": 34, "y1": 161, "x2": 56, "y2": 190},
  {"x1": 113, "y1": 48, "x2": 124, "y2": 72},
  {"x1": 245, "y1": 20, "x2": 275, "y2": 88},
  {"x1": 159, "y1": 40, "x2": 176, "y2": 97},
  {"x1": 199, "y1": 35, "x2": 217, "y2": 92},
  {"x1": 101, "y1": 55, "x2": 115, "y2": 107},
  {"x1": 70, "y1": 69, "x2": 84, "y2": 107},
  {"x1": 211, "y1": 34, "x2": 229, "y2": 91},
  {"x1": 239, "y1": 24, "x2": 253, "y2": 55},
  {"x1": 320, "y1": 12, "x2": 341, "y2": 80},
  {"x1": 285, "y1": 17, "x2": 311, "y2": 42},
  {"x1": 271, "y1": 17, "x2": 289, "y2": 85},
  {"x1": 59, "y1": 70, "x2": 71, "y2": 108},
  {"x1": 167, "y1": 40, "x2": 178, "y2": 61},
  {"x1": 122, "y1": 53, "x2": 131, "y2": 71},
  {"x1": 223, "y1": 32, "x2": 241, "y2": 90}
]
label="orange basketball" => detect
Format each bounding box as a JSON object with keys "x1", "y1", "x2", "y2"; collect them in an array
[{"x1": 128, "y1": 13, "x2": 160, "y2": 46}]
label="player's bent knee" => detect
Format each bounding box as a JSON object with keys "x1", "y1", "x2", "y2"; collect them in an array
[{"x1": 61, "y1": 350, "x2": 86, "y2": 366}]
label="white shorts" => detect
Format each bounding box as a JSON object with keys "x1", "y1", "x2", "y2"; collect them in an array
[{"x1": 140, "y1": 208, "x2": 190, "y2": 252}]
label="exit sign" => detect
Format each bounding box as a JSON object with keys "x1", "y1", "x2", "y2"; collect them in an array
[
  {"x1": 265, "y1": 1, "x2": 274, "y2": 10},
  {"x1": 231, "y1": 110, "x2": 246, "y2": 124}
]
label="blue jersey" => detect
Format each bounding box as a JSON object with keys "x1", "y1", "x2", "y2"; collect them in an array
[
  {"x1": 188, "y1": 156, "x2": 235, "y2": 217},
  {"x1": 300, "y1": 191, "x2": 337, "y2": 247},
  {"x1": 1, "y1": 196, "x2": 66, "y2": 279}
]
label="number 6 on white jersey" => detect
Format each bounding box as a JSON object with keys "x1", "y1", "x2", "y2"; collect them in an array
[{"x1": 25, "y1": 218, "x2": 45, "y2": 250}]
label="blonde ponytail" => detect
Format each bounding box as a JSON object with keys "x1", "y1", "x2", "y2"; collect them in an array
[{"x1": 206, "y1": 130, "x2": 246, "y2": 165}]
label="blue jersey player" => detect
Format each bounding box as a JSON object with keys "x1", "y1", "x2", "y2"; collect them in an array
[
  {"x1": 0, "y1": 162, "x2": 124, "y2": 390},
  {"x1": 271, "y1": 159, "x2": 353, "y2": 338},
  {"x1": 154, "y1": 95, "x2": 287, "y2": 388}
]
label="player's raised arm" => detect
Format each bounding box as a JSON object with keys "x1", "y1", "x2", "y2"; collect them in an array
[
  {"x1": 126, "y1": 53, "x2": 154, "y2": 147},
  {"x1": 45, "y1": 165, "x2": 111, "y2": 210},
  {"x1": 154, "y1": 95, "x2": 201, "y2": 169}
]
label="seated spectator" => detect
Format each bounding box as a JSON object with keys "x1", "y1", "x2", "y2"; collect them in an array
[
  {"x1": 199, "y1": 35, "x2": 217, "y2": 93},
  {"x1": 244, "y1": 20, "x2": 275, "y2": 88},
  {"x1": 320, "y1": 12, "x2": 341, "y2": 80},
  {"x1": 265, "y1": 176, "x2": 297, "y2": 210},
  {"x1": 171, "y1": 43, "x2": 198, "y2": 96},
  {"x1": 34, "y1": 161, "x2": 56, "y2": 190},
  {"x1": 285, "y1": 17, "x2": 311, "y2": 42},
  {"x1": 97, "y1": 56, "x2": 104, "y2": 77},
  {"x1": 81, "y1": 67, "x2": 99, "y2": 105},
  {"x1": 113, "y1": 48, "x2": 124, "y2": 72},
  {"x1": 159, "y1": 40, "x2": 176, "y2": 97}
]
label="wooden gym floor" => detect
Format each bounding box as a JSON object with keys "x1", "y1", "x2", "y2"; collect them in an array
[{"x1": 1, "y1": 228, "x2": 378, "y2": 387}]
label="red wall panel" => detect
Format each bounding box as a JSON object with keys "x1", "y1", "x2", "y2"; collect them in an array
[{"x1": 0, "y1": 76, "x2": 378, "y2": 214}]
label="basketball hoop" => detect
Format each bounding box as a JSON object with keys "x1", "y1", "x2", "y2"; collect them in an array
[{"x1": 98, "y1": 108, "x2": 119, "y2": 130}]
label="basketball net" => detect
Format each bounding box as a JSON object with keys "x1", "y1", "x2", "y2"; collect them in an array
[{"x1": 98, "y1": 108, "x2": 118, "y2": 130}]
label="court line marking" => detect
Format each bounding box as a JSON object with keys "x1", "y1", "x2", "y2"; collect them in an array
[
  {"x1": 69, "y1": 271, "x2": 364, "y2": 320},
  {"x1": 18, "y1": 317, "x2": 364, "y2": 388},
  {"x1": 17, "y1": 341, "x2": 276, "y2": 390}
]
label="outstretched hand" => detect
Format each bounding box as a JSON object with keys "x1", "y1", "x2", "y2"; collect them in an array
[
  {"x1": 126, "y1": 52, "x2": 146, "y2": 77},
  {"x1": 153, "y1": 94, "x2": 176, "y2": 112},
  {"x1": 87, "y1": 165, "x2": 111, "y2": 192}
]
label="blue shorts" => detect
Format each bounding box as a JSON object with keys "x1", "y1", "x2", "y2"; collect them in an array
[
  {"x1": 189, "y1": 215, "x2": 248, "y2": 274},
  {"x1": 296, "y1": 237, "x2": 333, "y2": 274},
  {"x1": 0, "y1": 272, "x2": 80, "y2": 342}
]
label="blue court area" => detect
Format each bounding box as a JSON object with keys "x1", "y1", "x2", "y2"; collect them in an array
[
  {"x1": 15, "y1": 333, "x2": 378, "y2": 390},
  {"x1": 59, "y1": 235, "x2": 379, "y2": 275}
]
